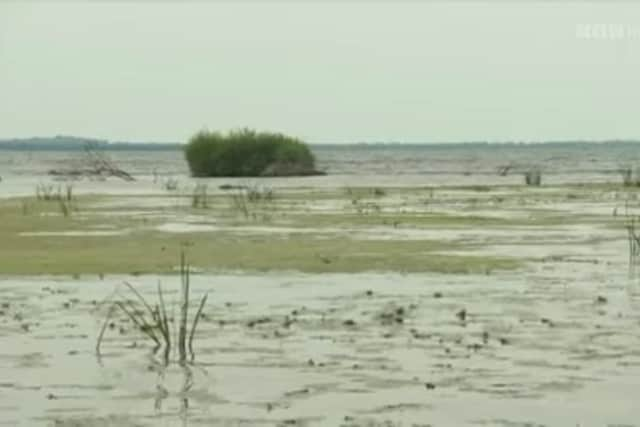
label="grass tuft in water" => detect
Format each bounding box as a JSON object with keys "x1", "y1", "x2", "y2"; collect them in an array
[
  {"x1": 96, "y1": 251, "x2": 208, "y2": 364},
  {"x1": 524, "y1": 168, "x2": 542, "y2": 186},
  {"x1": 191, "y1": 183, "x2": 209, "y2": 209}
]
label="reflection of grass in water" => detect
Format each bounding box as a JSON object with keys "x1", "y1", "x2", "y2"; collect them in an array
[{"x1": 94, "y1": 254, "x2": 206, "y2": 424}]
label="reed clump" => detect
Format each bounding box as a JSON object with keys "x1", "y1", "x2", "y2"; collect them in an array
[
  {"x1": 524, "y1": 169, "x2": 542, "y2": 186},
  {"x1": 191, "y1": 183, "x2": 209, "y2": 209},
  {"x1": 624, "y1": 203, "x2": 640, "y2": 265},
  {"x1": 163, "y1": 178, "x2": 179, "y2": 191},
  {"x1": 35, "y1": 182, "x2": 75, "y2": 217},
  {"x1": 96, "y1": 252, "x2": 208, "y2": 364},
  {"x1": 229, "y1": 184, "x2": 275, "y2": 220},
  {"x1": 345, "y1": 187, "x2": 384, "y2": 215},
  {"x1": 620, "y1": 167, "x2": 640, "y2": 187}
]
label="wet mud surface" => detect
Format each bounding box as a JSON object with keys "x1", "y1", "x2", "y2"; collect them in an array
[
  {"x1": 2, "y1": 174, "x2": 640, "y2": 425},
  {"x1": 1, "y1": 261, "x2": 640, "y2": 426}
]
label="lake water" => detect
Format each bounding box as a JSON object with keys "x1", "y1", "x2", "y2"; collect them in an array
[{"x1": 1, "y1": 142, "x2": 640, "y2": 187}]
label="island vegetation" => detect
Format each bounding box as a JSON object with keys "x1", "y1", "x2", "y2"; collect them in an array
[{"x1": 184, "y1": 128, "x2": 322, "y2": 177}]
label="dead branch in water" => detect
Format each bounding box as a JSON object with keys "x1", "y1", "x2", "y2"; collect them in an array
[{"x1": 49, "y1": 142, "x2": 135, "y2": 181}]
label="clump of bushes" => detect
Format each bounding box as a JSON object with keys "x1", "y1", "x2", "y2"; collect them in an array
[{"x1": 184, "y1": 128, "x2": 321, "y2": 177}]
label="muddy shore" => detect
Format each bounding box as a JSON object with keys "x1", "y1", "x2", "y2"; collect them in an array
[{"x1": 0, "y1": 175, "x2": 639, "y2": 426}]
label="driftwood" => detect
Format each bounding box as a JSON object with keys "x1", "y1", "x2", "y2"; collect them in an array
[
  {"x1": 48, "y1": 142, "x2": 135, "y2": 181},
  {"x1": 49, "y1": 167, "x2": 135, "y2": 181}
]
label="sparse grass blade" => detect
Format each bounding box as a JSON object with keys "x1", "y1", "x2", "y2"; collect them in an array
[
  {"x1": 178, "y1": 251, "x2": 190, "y2": 363},
  {"x1": 115, "y1": 300, "x2": 161, "y2": 346},
  {"x1": 157, "y1": 281, "x2": 171, "y2": 349},
  {"x1": 188, "y1": 293, "x2": 208, "y2": 361},
  {"x1": 96, "y1": 304, "x2": 116, "y2": 356},
  {"x1": 123, "y1": 281, "x2": 157, "y2": 321}
]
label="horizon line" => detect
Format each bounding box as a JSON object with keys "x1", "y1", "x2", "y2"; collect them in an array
[{"x1": 1, "y1": 135, "x2": 640, "y2": 147}]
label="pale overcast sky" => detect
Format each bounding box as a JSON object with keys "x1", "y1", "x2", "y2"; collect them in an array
[{"x1": 1, "y1": 2, "x2": 639, "y2": 143}]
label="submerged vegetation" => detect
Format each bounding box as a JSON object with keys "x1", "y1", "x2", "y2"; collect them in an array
[{"x1": 184, "y1": 128, "x2": 320, "y2": 177}]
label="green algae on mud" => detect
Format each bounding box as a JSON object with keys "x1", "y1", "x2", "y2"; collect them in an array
[
  {"x1": 0, "y1": 231, "x2": 520, "y2": 275},
  {"x1": 9, "y1": 178, "x2": 626, "y2": 276},
  {"x1": 0, "y1": 195, "x2": 521, "y2": 275}
]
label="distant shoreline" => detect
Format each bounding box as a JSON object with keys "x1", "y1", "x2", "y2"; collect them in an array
[
  {"x1": 0, "y1": 137, "x2": 181, "y2": 151},
  {"x1": 0, "y1": 136, "x2": 639, "y2": 151}
]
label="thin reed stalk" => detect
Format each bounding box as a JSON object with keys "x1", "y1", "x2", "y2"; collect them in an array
[
  {"x1": 157, "y1": 281, "x2": 171, "y2": 350},
  {"x1": 624, "y1": 202, "x2": 640, "y2": 266},
  {"x1": 115, "y1": 300, "x2": 161, "y2": 346},
  {"x1": 188, "y1": 293, "x2": 208, "y2": 361},
  {"x1": 96, "y1": 305, "x2": 115, "y2": 355},
  {"x1": 178, "y1": 252, "x2": 190, "y2": 363}
]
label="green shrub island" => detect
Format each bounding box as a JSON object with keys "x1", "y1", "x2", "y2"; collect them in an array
[{"x1": 185, "y1": 128, "x2": 322, "y2": 177}]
